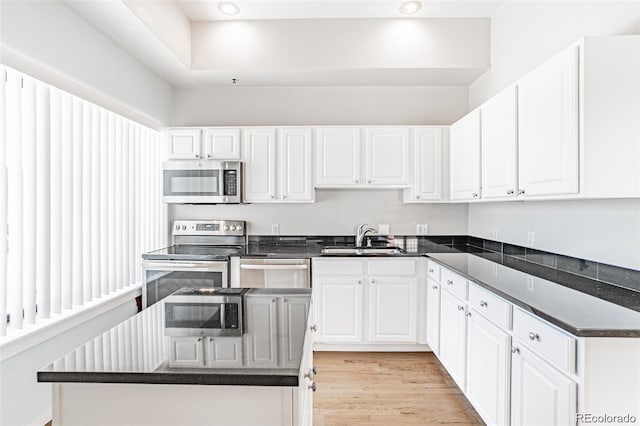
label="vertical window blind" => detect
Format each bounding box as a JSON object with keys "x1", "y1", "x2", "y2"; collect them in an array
[{"x1": 0, "y1": 65, "x2": 167, "y2": 338}]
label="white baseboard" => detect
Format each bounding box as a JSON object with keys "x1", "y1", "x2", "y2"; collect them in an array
[{"x1": 314, "y1": 343, "x2": 432, "y2": 352}]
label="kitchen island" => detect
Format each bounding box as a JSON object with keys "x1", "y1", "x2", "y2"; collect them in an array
[{"x1": 38, "y1": 289, "x2": 315, "y2": 426}]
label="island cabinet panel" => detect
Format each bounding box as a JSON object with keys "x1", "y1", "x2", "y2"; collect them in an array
[
  {"x1": 205, "y1": 337, "x2": 243, "y2": 367},
  {"x1": 280, "y1": 296, "x2": 312, "y2": 368},
  {"x1": 245, "y1": 296, "x2": 279, "y2": 367},
  {"x1": 169, "y1": 336, "x2": 205, "y2": 368}
]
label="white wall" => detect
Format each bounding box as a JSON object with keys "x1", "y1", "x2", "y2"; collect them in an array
[
  {"x1": 0, "y1": 0, "x2": 172, "y2": 127},
  {"x1": 466, "y1": 1, "x2": 640, "y2": 270},
  {"x1": 172, "y1": 190, "x2": 468, "y2": 236},
  {"x1": 172, "y1": 86, "x2": 468, "y2": 126},
  {"x1": 0, "y1": 301, "x2": 137, "y2": 426}
]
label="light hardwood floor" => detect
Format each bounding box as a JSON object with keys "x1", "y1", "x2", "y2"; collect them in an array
[{"x1": 312, "y1": 352, "x2": 484, "y2": 426}]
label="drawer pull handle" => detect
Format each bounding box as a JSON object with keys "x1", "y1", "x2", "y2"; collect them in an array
[
  {"x1": 528, "y1": 332, "x2": 540, "y2": 341},
  {"x1": 480, "y1": 301, "x2": 488, "y2": 307},
  {"x1": 432, "y1": 285, "x2": 438, "y2": 290},
  {"x1": 308, "y1": 382, "x2": 318, "y2": 392},
  {"x1": 511, "y1": 346, "x2": 520, "y2": 354},
  {"x1": 304, "y1": 367, "x2": 318, "y2": 380},
  {"x1": 457, "y1": 305, "x2": 465, "y2": 311},
  {"x1": 465, "y1": 312, "x2": 472, "y2": 317},
  {"x1": 310, "y1": 324, "x2": 318, "y2": 332},
  {"x1": 447, "y1": 280, "x2": 453, "y2": 285},
  {"x1": 428, "y1": 268, "x2": 434, "y2": 273}
]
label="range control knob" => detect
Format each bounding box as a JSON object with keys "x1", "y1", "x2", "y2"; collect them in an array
[
  {"x1": 230, "y1": 225, "x2": 237, "y2": 231},
  {"x1": 175, "y1": 225, "x2": 180, "y2": 230},
  {"x1": 223, "y1": 225, "x2": 230, "y2": 231},
  {"x1": 236, "y1": 225, "x2": 243, "y2": 232},
  {"x1": 181, "y1": 225, "x2": 187, "y2": 230}
]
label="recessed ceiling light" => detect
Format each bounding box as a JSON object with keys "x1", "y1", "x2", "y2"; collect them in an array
[
  {"x1": 399, "y1": 1, "x2": 422, "y2": 14},
  {"x1": 218, "y1": 2, "x2": 240, "y2": 16}
]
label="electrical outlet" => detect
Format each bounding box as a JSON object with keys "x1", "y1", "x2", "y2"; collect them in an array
[
  {"x1": 416, "y1": 224, "x2": 429, "y2": 235},
  {"x1": 492, "y1": 263, "x2": 498, "y2": 276},
  {"x1": 527, "y1": 231, "x2": 535, "y2": 247},
  {"x1": 492, "y1": 228, "x2": 499, "y2": 240},
  {"x1": 527, "y1": 276, "x2": 535, "y2": 292},
  {"x1": 378, "y1": 224, "x2": 390, "y2": 235},
  {"x1": 271, "y1": 224, "x2": 279, "y2": 235}
]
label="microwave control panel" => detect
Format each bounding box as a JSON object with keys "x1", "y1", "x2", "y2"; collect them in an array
[{"x1": 224, "y1": 170, "x2": 238, "y2": 196}]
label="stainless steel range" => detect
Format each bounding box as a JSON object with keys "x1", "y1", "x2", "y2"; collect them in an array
[{"x1": 141, "y1": 220, "x2": 246, "y2": 308}]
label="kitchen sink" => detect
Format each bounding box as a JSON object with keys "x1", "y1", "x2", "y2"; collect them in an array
[{"x1": 321, "y1": 246, "x2": 404, "y2": 255}]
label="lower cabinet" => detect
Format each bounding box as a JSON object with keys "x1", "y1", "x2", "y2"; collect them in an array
[
  {"x1": 168, "y1": 336, "x2": 242, "y2": 368},
  {"x1": 511, "y1": 344, "x2": 577, "y2": 426},
  {"x1": 245, "y1": 294, "x2": 310, "y2": 368},
  {"x1": 465, "y1": 309, "x2": 510, "y2": 426},
  {"x1": 426, "y1": 278, "x2": 441, "y2": 355},
  {"x1": 312, "y1": 258, "x2": 426, "y2": 347},
  {"x1": 169, "y1": 336, "x2": 205, "y2": 368},
  {"x1": 438, "y1": 289, "x2": 468, "y2": 390}
]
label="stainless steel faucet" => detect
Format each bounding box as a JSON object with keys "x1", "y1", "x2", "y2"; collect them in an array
[{"x1": 355, "y1": 223, "x2": 377, "y2": 247}]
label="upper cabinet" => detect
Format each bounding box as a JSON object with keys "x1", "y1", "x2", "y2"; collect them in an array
[
  {"x1": 481, "y1": 86, "x2": 519, "y2": 199},
  {"x1": 450, "y1": 110, "x2": 481, "y2": 201},
  {"x1": 167, "y1": 127, "x2": 241, "y2": 160},
  {"x1": 403, "y1": 127, "x2": 448, "y2": 203},
  {"x1": 450, "y1": 36, "x2": 640, "y2": 202},
  {"x1": 316, "y1": 127, "x2": 409, "y2": 188},
  {"x1": 518, "y1": 46, "x2": 579, "y2": 197},
  {"x1": 243, "y1": 128, "x2": 314, "y2": 203}
]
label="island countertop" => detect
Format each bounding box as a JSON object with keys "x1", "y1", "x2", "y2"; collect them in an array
[{"x1": 38, "y1": 289, "x2": 312, "y2": 387}]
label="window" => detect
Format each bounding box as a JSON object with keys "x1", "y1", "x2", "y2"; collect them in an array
[{"x1": 0, "y1": 65, "x2": 167, "y2": 339}]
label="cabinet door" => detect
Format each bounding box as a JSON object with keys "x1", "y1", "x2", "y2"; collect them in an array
[
  {"x1": 279, "y1": 128, "x2": 314, "y2": 202},
  {"x1": 411, "y1": 128, "x2": 443, "y2": 201},
  {"x1": 365, "y1": 128, "x2": 410, "y2": 186},
  {"x1": 243, "y1": 128, "x2": 277, "y2": 202},
  {"x1": 313, "y1": 277, "x2": 363, "y2": 343},
  {"x1": 511, "y1": 344, "x2": 577, "y2": 426},
  {"x1": 279, "y1": 297, "x2": 310, "y2": 368},
  {"x1": 426, "y1": 278, "x2": 441, "y2": 356},
  {"x1": 466, "y1": 310, "x2": 510, "y2": 426},
  {"x1": 367, "y1": 276, "x2": 417, "y2": 343},
  {"x1": 205, "y1": 337, "x2": 243, "y2": 367},
  {"x1": 518, "y1": 46, "x2": 579, "y2": 197},
  {"x1": 167, "y1": 128, "x2": 201, "y2": 159},
  {"x1": 203, "y1": 128, "x2": 241, "y2": 160},
  {"x1": 481, "y1": 86, "x2": 518, "y2": 199},
  {"x1": 168, "y1": 337, "x2": 205, "y2": 368},
  {"x1": 439, "y1": 290, "x2": 467, "y2": 390},
  {"x1": 450, "y1": 110, "x2": 481, "y2": 201},
  {"x1": 245, "y1": 296, "x2": 278, "y2": 367},
  {"x1": 316, "y1": 127, "x2": 361, "y2": 186}
]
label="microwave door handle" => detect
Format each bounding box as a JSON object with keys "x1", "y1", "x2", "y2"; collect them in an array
[{"x1": 239, "y1": 264, "x2": 309, "y2": 270}]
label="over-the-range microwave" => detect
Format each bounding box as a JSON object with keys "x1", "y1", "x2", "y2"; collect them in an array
[{"x1": 162, "y1": 160, "x2": 242, "y2": 204}]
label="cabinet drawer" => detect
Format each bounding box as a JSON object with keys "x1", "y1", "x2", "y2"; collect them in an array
[
  {"x1": 441, "y1": 268, "x2": 468, "y2": 300},
  {"x1": 367, "y1": 259, "x2": 415, "y2": 276},
  {"x1": 312, "y1": 259, "x2": 365, "y2": 275},
  {"x1": 427, "y1": 260, "x2": 441, "y2": 282},
  {"x1": 468, "y1": 283, "x2": 512, "y2": 330},
  {"x1": 513, "y1": 308, "x2": 576, "y2": 374}
]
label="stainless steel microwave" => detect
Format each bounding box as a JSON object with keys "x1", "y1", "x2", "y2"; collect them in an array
[{"x1": 162, "y1": 160, "x2": 242, "y2": 204}]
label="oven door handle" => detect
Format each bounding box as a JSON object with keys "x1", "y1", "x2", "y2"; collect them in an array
[
  {"x1": 142, "y1": 261, "x2": 226, "y2": 270},
  {"x1": 240, "y1": 264, "x2": 308, "y2": 270}
]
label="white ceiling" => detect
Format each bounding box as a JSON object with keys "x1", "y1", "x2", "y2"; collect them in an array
[
  {"x1": 64, "y1": 0, "x2": 498, "y2": 87},
  {"x1": 176, "y1": 0, "x2": 503, "y2": 21}
]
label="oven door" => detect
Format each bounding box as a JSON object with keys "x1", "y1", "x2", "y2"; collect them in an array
[
  {"x1": 142, "y1": 261, "x2": 228, "y2": 308},
  {"x1": 162, "y1": 160, "x2": 241, "y2": 204}
]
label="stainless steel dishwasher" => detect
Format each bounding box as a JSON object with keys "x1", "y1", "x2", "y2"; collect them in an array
[{"x1": 238, "y1": 258, "x2": 310, "y2": 288}]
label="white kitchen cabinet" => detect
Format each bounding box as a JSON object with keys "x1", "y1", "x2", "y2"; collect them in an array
[
  {"x1": 481, "y1": 86, "x2": 519, "y2": 199},
  {"x1": 205, "y1": 337, "x2": 243, "y2": 367},
  {"x1": 364, "y1": 127, "x2": 409, "y2": 185},
  {"x1": 439, "y1": 289, "x2": 467, "y2": 390},
  {"x1": 465, "y1": 309, "x2": 511, "y2": 426},
  {"x1": 245, "y1": 295, "x2": 279, "y2": 367},
  {"x1": 426, "y1": 278, "x2": 441, "y2": 356},
  {"x1": 313, "y1": 276, "x2": 363, "y2": 343},
  {"x1": 244, "y1": 128, "x2": 314, "y2": 203},
  {"x1": 168, "y1": 336, "x2": 205, "y2": 368},
  {"x1": 167, "y1": 128, "x2": 202, "y2": 159},
  {"x1": 279, "y1": 296, "x2": 311, "y2": 368},
  {"x1": 403, "y1": 127, "x2": 448, "y2": 202},
  {"x1": 511, "y1": 344, "x2": 577, "y2": 426},
  {"x1": 518, "y1": 45, "x2": 579, "y2": 197},
  {"x1": 203, "y1": 128, "x2": 241, "y2": 160},
  {"x1": 316, "y1": 127, "x2": 361, "y2": 186},
  {"x1": 449, "y1": 110, "x2": 481, "y2": 201},
  {"x1": 316, "y1": 127, "x2": 410, "y2": 188},
  {"x1": 367, "y1": 276, "x2": 417, "y2": 343}
]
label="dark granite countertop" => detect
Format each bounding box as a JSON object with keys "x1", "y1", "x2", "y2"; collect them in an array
[
  {"x1": 38, "y1": 289, "x2": 312, "y2": 386},
  {"x1": 425, "y1": 250, "x2": 640, "y2": 337}
]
